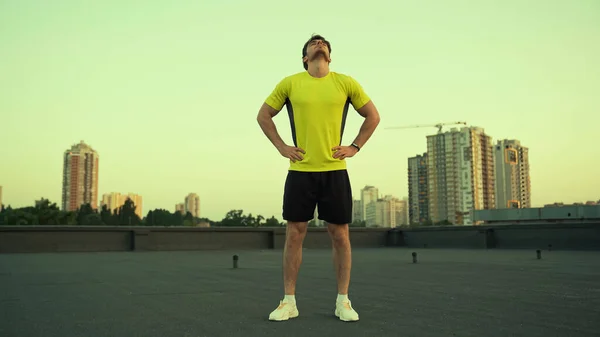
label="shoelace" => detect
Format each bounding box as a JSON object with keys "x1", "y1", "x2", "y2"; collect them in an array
[
  {"x1": 338, "y1": 300, "x2": 353, "y2": 310},
  {"x1": 277, "y1": 301, "x2": 294, "y2": 310}
]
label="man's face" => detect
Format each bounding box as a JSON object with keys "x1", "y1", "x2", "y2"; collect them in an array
[{"x1": 304, "y1": 39, "x2": 331, "y2": 63}]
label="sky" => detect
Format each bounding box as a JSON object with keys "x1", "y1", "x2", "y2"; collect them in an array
[{"x1": 1, "y1": 0, "x2": 599, "y2": 221}]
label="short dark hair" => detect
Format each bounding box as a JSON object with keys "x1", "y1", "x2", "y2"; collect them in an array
[{"x1": 302, "y1": 34, "x2": 331, "y2": 70}]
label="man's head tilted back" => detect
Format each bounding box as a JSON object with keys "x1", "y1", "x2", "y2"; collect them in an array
[{"x1": 302, "y1": 34, "x2": 332, "y2": 70}]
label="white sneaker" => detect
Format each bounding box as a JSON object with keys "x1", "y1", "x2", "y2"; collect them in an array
[
  {"x1": 268, "y1": 300, "x2": 299, "y2": 321},
  {"x1": 335, "y1": 299, "x2": 359, "y2": 322}
]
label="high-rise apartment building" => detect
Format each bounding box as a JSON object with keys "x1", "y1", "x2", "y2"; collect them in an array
[
  {"x1": 101, "y1": 192, "x2": 143, "y2": 218},
  {"x1": 396, "y1": 197, "x2": 409, "y2": 226},
  {"x1": 61, "y1": 141, "x2": 99, "y2": 212},
  {"x1": 365, "y1": 198, "x2": 384, "y2": 227},
  {"x1": 408, "y1": 153, "x2": 429, "y2": 224},
  {"x1": 426, "y1": 127, "x2": 495, "y2": 225},
  {"x1": 175, "y1": 203, "x2": 185, "y2": 214},
  {"x1": 360, "y1": 185, "x2": 379, "y2": 221},
  {"x1": 365, "y1": 195, "x2": 407, "y2": 228},
  {"x1": 494, "y1": 139, "x2": 531, "y2": 209},
  {"x1": 184, "y1": 193, "x2": 200, "y2": 217},
  {"x1": 352, "y1": 199, "x2": 363, "y2": 223}
]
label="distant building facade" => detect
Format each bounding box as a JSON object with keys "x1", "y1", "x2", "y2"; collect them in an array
[
  {"x1": 395, "y1": 197, "x2": 409, "y2": 226},
  {"x1": 365, "y1": 195, "x2": 408, "y2": 228},
  {"x1": 408, "y1": 153, "x2": 429, "y2": 224},
  {"x1": 352, "y1": 199, "x2": 363, "y2": 223},
  {"x1": 360, "y1": 185, "x2": 378, "y2": 221},
  {"x1": 426, "y1": 127, "x2": 495, "y2": 225},
  {"x1": 101, "y1": 192, "x2": 143, "y2": 218},
  {"x1": 494, "y1": 139, "x2": 531, "y2": 209},
  {"x1": 184, "y1": 193, "x2": 200, "y2": 217},
  {"x1": 61, "y1": 141, "x2": 99, "y2": 212}
]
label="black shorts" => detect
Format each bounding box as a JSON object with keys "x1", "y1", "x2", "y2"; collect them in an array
[{"x1": 282, "y1": 169, "x2": 353, "y2": 225}]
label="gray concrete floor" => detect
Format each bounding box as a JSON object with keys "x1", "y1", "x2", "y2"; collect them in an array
[{"x1": 1, "y1": 248, "x2": 599, "y2": 337}]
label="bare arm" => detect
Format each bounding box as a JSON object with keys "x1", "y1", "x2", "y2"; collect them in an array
[
  {"x1": 257, "y1": 102, "x2": 305, "y2": 162},
  {"x1": 352, "y1": 100, "x2": 381, "y2": 149},
  {"x1": 256, "y1": 102, "x2": 287, "y2": 151}
]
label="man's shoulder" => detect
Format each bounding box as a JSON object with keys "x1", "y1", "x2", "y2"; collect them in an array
[
  {"x1": 330, "y1": 71, "x2": 358, "y2": 83},
  {"x1": 330, "y1": 71, "x2": 351, "y2": 78}
]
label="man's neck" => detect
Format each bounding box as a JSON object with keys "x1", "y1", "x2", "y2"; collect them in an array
[{"x1": 307, "y1": 60, "x2": 330, "y2": 78}]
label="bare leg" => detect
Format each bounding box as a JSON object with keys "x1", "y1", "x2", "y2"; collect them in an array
[
  {"x1": 327, "y1": 223, "x2": 351, "y2": 294},
  {"x1": 283, "y1": 221, "x2": 308, "y2": 295}
]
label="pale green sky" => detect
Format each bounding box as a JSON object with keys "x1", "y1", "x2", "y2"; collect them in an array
[{"x1": 1, "y1": 0, "x2": 599, "y2": 221}]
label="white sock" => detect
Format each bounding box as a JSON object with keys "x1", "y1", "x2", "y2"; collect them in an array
[
  {"x1": 337, "y1": 293, "x2": 348, "y2": 302},
  {"x1": 284, "y1": 295, "x2": 296, "y2": 303}
]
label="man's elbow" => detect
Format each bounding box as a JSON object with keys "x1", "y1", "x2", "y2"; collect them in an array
[
  {"x1": 257, "y1": 112, "x2": 272, "y2": 128},
  {"x1": 257, "y1": 103, "x2": 278, "y2": 123},
  {"x1": 368, "y1": 110, "x2": 381, "y2": 125}
]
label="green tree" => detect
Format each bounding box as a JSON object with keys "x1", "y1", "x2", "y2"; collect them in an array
[
  {"x1": 253, "y1": 214, "x2": 265, "y2": 227},
  {"x1": 145, "y1": 210, "x2": 156, "y2": 226},
  {"x1": 349, "y1": 220, "x2": 366, "y2": 227},
  {"x1": 77, "y1": 203, "x2": 95, "y2": 225},
  {"x1": 100, "y1": 204, "x2": 116, "y2": 225},
  {"x1": 421, "y1": 219, "x2": 434, "y2": 227},
  {"x1": 172, "y1": 211, "x2": 183, "y2": 226},
  {"x1": 33, "y1": 198, "x2": 61, "y2": 225},
  {"x1": 263, "y1": 216, "x2": 283, "y2": 227},
  {"x1": 221, "y1": 209, "x2": 245, "y2": 226},
  {"x1": 145, "y1": 209, "x2": 172, "y2": 226},
  {"x1": 81, "y1": 213, "x2": 104, "y2": 226},
  {"x1": 117, "y1": 198, "x2": 141, "y2": 225}
]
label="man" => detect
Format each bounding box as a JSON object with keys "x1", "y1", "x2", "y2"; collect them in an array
[{"x1": 256, "y1": 34, "x2": 380, "y2": 322}]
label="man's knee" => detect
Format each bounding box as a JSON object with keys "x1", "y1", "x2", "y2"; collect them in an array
[
  {"x1": 327, "y1": 223, "x2": 349, "y2": 246},
  {"x1": 286, "y1": 221, "x2": 308, "y2": 246}
]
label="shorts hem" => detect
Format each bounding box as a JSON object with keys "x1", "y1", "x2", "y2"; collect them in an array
[
  {"x1": 283, "y1": 217, "x2": 314, "y2": 223},
  {"x1": 318, "y1": 217, "x2": 352, "y2": 225}
]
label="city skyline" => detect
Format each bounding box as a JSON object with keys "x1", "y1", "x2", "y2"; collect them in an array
[
  {"x1": 1, "y1": 1, "x2": 598, "y2": 221},
  {"x1": 407, "y1": 126, "x2": 533, "y2": 225},
  {"x1": 0, "y1": 127, "x2": 597, "y2": 223}
]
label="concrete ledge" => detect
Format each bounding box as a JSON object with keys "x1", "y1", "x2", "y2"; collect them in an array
[
  {"x1": 0, "y1": 226, "x2": 390, "y2": 253},
  {"x1": 0, "y1": 229, "x2": 132, "y2": 253},
  {"x1": 1, "y1": 223, "x2": 598, "y2": 253},
  {"x1": 388, "y1": 222, "x2": 600, "y2": 250}
]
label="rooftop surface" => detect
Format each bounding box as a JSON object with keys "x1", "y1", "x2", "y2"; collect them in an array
[{"x1": 1, "y1": 248, "x2": 599, "y2": 337}]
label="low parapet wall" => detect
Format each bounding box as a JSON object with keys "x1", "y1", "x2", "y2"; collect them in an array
[
  {"x1": 389, "y1": 222, "x2": 600, "y2": 250},
  {"x1": 0, "y1": 226, "x2": 390, "y2": 253},
  {"x1": 1, "y1": 222, "x2": 599, "y2": 253}
]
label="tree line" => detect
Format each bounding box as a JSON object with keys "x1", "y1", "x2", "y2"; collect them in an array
[
  {"x1": 0, "y1": 198, "x2": 448, "y2": 227},
  {"x1": 0, "y1": 197, "x2": 288, "y2": 227}
]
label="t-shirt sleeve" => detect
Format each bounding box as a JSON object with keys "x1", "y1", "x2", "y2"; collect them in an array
[
  {"x1": 264, "y1": 77, "x2": 290, "y2": 111},
  {"x1": 346, "y1": 76, "x2": 370, "y2": 110}
]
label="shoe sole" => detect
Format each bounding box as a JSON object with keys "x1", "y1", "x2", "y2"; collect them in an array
[
  {"x1": 269, "y1": 311, "x2": 299, "y2": 321},
  {"x1": 334, "y1": 309, "x2": 359, "y2": 322}
]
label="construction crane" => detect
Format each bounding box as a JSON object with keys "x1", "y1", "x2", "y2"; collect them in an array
[{"x1": 385, "y1": 121, "x2": 467, "y2": 134}]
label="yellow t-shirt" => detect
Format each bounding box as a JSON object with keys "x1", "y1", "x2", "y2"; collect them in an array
[{"x1": 265, "y1": 71, "x2": 371, "y2": 172}]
